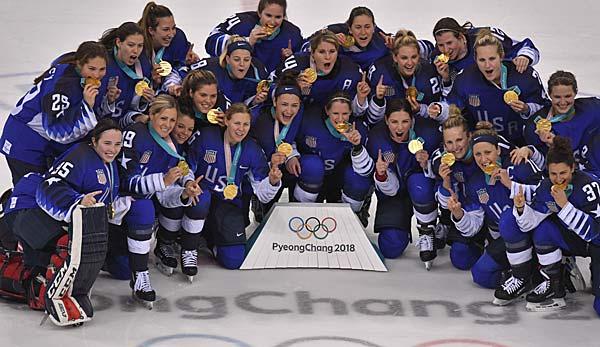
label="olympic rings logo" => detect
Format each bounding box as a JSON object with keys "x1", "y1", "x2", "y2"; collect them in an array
[{"x1": 288, "y1": 216, "x2": 337, "y2": 240}]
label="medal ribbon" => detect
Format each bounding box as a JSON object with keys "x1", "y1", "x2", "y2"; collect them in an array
[
  {"x1": 325, "y1": 118, "x2": 349, "y2": 142},
  {"x1": 224, "y1": 135, "x2": 243, "y2": 185},
  {"x1": 500, "y1": 64, "x2": 521, "y2": 95},
  {"x1": 147, "y1": 122, "x2": 184, "y2": 160},
  {"x1": 401, "y1": 74, "x2": 424, "y2": 101},
  {"x1": 547, "y1": 106, "x2": 576, "y2": 123},
  {"x1": 153, "y1": 47, "x2": 165, "y2": 64},
  {"x1": 113, "y1": 47, "x2": 146, "y2": 81},
  {"x1": 272, "y1": 107, "x2": 290, "y2": 146}
]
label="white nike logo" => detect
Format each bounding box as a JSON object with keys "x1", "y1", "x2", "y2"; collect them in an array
[
  {"x1": 236, "y1": 232, "x2": 244, "y2": 237},
  {"x1": 239, "y1": 165, "x2": 249, "y2": 169}
]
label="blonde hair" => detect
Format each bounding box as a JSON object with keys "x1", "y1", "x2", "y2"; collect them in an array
[
  {"x1": 149, "y1": 94, "x2": 178, "y2": 116},
  {"x1": 225, "y1": 102, "x2": 250, "y2": 121},
  {"x1": 219, "y1": 35, "x2": 247, "y2": 67},
  {"x1": 310, "y1": 29, "x2": 339, "y2": 52},
  {"x1": 442, "y1": 105, "x2": 469, "y2": 133},
  {"x1": 392, "y1": 29, "x2": 419, "y2": 55},
  {"x1": 473, "y1": 28, "x2": 504, "y2": 59},
  {"x1": 472, "y1": 121, "x2": 497, "y2": 138}
]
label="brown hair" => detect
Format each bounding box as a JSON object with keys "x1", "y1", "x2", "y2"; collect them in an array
[
  {"x1": 225, "y1": 103, "x2": 250, "y2": 121},
  {"x1": 257, "y1": 0, "x2": 287, "y2": 16},
  {"x1": 149, "y1": 94, "x2": 178, "y2": 116},
  {"x1": 433, "y1": 17, "x2": 472, "y2": 39},
  {"x1": 472, "y1": 121, "x2": 498, "y2": 140},
  {"x1": 138, "y1": 2, "x2": 174, "y2": 57},
  {"x1": 34, "y1": 41, "x2": 108, "y2": 84},
  {"x1": 346, "y1": 7, "x2": 375, "y2": 27},
  {"x1": 310, "y1": 29, "x2": 340, "y2": 52},
  {"x1": 547, "y1": 136, "x2": 575, "y2": 167},
  {"x1": 178, "y1": 70, "x2": 218, "y2": 113},
  {"x1": 548, "y1": 70, "x2": 578, "y2": 95}
]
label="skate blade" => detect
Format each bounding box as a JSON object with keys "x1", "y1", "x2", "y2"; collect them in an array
[
  {"x1": 492, "y1": 296, "x2": 521, "y2": 306},
  {"x1": 187, "y1": 275, "x2": 194, "y2": 283},
  {"x1": 156, "y1": 262, "x2": 175, "y2": 276},
  {"x1": 525, "y1": 298, "x2": 566, "y2": 312},
  {"x1": 131, "y1": 292, "x2": 154, "y2": 310},
  {"x1": 39, "y1": 314, "x2": 49, "y2": 326},
  {"x1": 425, "y1": 261, "x2": 433, "y2": 271}
]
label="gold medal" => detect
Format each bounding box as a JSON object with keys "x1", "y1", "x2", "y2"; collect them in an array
[
  {"x1": 84, "y1": 77, "x2": 101, "y2": 88},
  {"x1": 158, "y1": 60, "x2": 172, "y2": 77},
  {"x1": 441, "y1": 152, "x2": 455, "y2": 167},
  {"x1": 408, "y1": 139, "x2": 424, "y2": 154},
  {"x1": 435, "y1": 54, "x2": 449, "y2": 64},
  {"x1": 503, "y1": 90, "x2": 519, "y2": 104},
  {"x1": 341, "y1": 34, "x2": 355, "y2": 48},
  {"x1": 302, "y1": 68, "x2": 317, "y2": 83},
  {"x1": 552, "y1": 182, "x2": 568, "y2": 192},
  {"x1": 135, "y1": 80, "x2": 149, "y2": 96},
  {"x1": 177, "y1": 160, "x2": 190, "y2": 176},
  {"x1": 536, "y1": 118, "x2": 552, "y2": 133},
  {"x1": 107, "y1": 203, "x2": 115, "y2": 219},
  {"x1": 482, "y1": 162, "x2": 498, "y2": 175},
  {"x1": 263, "y1": 24, "x2": 276, "y2": 36},
  {"x1": 207, "y1": 109, "x2": 220, "y2": 124},
  {"x1": 256, "y1": 79, "x2": 270, "y2": 94},
  {"x1": 334, "y1": 122, "x2": 351, "y2": 133},
  {"x1": 277, "y1": 142, "x2": 293, "y2": 157},
  {"x1": 406, "y1": 86, "x2": 418, "y2": 100},
  {"x1": 223, "y1": 184, "x2": 238, "y2": 200}
]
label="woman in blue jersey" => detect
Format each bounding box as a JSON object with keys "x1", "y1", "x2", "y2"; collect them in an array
[
  {"x1": 293, "y1": 91, "x2": 372, "y2": 225},
  {"x1": 366, "y1": 98, "x2": 437, "y2": 268},
  {"x1": 137, "y1": 2, "x2": 199, "y2": 96},
  {"x1": 523, "y1": 70, "x2": 600, "y2": 167},
  {"x1": 0, "y1": 41, "x2": 109, "y2": 185},
  {"x1": 118, "y1": 95, "x2": 201, "y2": 307},
  {"x1": 367, "y1": 30, "x2": 443, "y2": 154},
  {"x1": 2, "y1": 118, "x2": 123, "y2": 325},
  {"x1": 178, "y1": 69, "x2": 230, "y2": 129},
  {"x1": 205, "y1": 0, "x2": 303, "y2": 73},
  {"x1": 248, "y1": 72, "x2": 303, "y2": 222},
  {"x1": 431, "y1": 17, "x2": 540, "y2": 94},
  {"x1": 184, "y1": 38, "x2": 269, "y2": 106},
  {"x1": 502, "y1": 136, "x2": 598, "y2": 314},
  {"x1": 98, "y1": 22, "x2": 156, "y2": 127},
  {"x1": 275, "y1": 29, "x2": 369, "y2": 115},
  {"x1": 442, "y1": 121, "x2": 542, "y2": 295},
  {"x1": 432, "y1": 29, "x2": 548, "y2": 146},
  {"x1": 186, "y1": 103, "x2": 282, "y2": 269}
]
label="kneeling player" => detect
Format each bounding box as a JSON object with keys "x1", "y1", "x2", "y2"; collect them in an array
[{"x1": 0, "y1": 119, "x2": 123, "y2": 326}]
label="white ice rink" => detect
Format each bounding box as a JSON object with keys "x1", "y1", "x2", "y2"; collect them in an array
[{"x1": 1, "y1": 1, "x2": 600, "y2": 346}]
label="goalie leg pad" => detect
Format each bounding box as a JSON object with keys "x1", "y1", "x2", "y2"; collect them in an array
[
  {"x1": 0, "y1": 248, "x2": 27, "y2": 301},
  {"x1": 45, "y1": 205, "x2": 108, "y2": 326}
]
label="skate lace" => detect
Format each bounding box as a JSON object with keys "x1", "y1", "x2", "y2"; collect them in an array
[
  {"x1": 434, "y1": 224, "x2": 449, "y2": 239},
  {"x1": 415, "y1": 234, "x2": 433, "y2": 252},
  {"x1": 159, "y1": 242, "x2": 177, "y2": 259},
  {"x1": 182, "y1": 250, "x2": 198, "y2": 267},
  {"x1": 135, "y1": 271, "x2": 154, "y2": 292},
  {"x1": 532, "y1": 279, "x2": 550, "y2": 295},
  {"x1": 501, "y1": 276, "x2": 524, "y2": 294}
]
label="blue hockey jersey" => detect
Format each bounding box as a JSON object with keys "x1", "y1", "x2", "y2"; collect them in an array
[
  {"x1": 205, "y1": 11, "x2": 303, "y2": 73},
  {"x1": 249, "y1": 104, "x2": 303, "y2": 159},
  {"x1": 0, "y1": 64, "x2": 100, "y2": 166}
]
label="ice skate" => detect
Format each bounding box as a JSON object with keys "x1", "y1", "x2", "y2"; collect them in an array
[
  {"x1": 154, "y1": 240, "x2": 177, "y2": 276},
  {"x1": 130, "y1": 271, "x2": 156, "y2": 310},
  {"x1": 493, "y1": 275, "x2": 531, "y2": 306},
  {"x1": 181, "y1": 249, "x2": 198, "y2": 283},
  {"x1": 415, "y1": 233, "x2": 436, "y2": 271},
  {"x1": 525, "y1": 270, "x2": 566, "y2": 312}
]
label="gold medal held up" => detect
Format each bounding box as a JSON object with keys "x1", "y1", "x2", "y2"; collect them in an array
[
  {"x1": 341, "y1": 34, "x2": 355, "y2": 48},
  {"x1": 441, "y1": 152, "x2": 455, "y2": 167},
  {"x1": 482, "y1": 163, "x2": 498, "y2": 175},
  {"x1": 277, "y1": 142, "x2": 293, "y2": 157},
  {"x1": 84, "y1": 77, "x2": 101, "y2": 88},
  {"x1": 334, "y1": 122, "x2": 351, "y2": 133},
  {"x1": 552, "y1": 182, "x2": 568, "y2": 192},
  {"x1": 536, "y1": 118, "x2": 552, "y2": 133},
  {"x1": 256, "y1": 80, "x2": 270, "y2": 94},
  {"x1": 406, "y1": 86, "x2": 418, "y2": 100},
  {"x1": 302, "y1": 68, "x2": 317, "y2": 83},
  {"x1": 135, "y1": 80, "x2": 149, "y2": 96},
  {"x1": 408, "y1": 139, "x2": 424, "y2": 154},
  {"x1": 158, "y1": 60, "x2": 172, "y2": 77},
  {"x1": 223, "y1": 184, "x2": 238, "y2": 200},
  {"x1": 263, "y1": 24, "x2": 276, "y2": 35},
  {"x1": 177, "y1": 160, "x2": 190, "y2": 176},
  {"x1": 503, "y1": 90, "x2": 519, "y2": 104},
  {"x1": 207, "y1": 109, "x2": 220, "y2": 124},
  {"x1": 435, "y1": 54, "x2": 449, "y2": 64}
]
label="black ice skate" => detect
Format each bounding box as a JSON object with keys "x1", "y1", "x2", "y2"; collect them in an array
[
  {"x1": 415, "y1": 233, "x2": 436, "y2": 271},
  {"x1": 525, "y1": 270, "x2": 566, "y2": 312},
  {"x1": 130, "y1": 271, "x2": 156, "y2": 310},
  {"x1": 154, "y1": 240, "x2": 178, "y2": 276},
  {"x1": 493, "y1": 275, "x2": 531, "y2": 306},
  {"x1": 181, "y1": 249, "x2": 198, "y2": 283}
]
